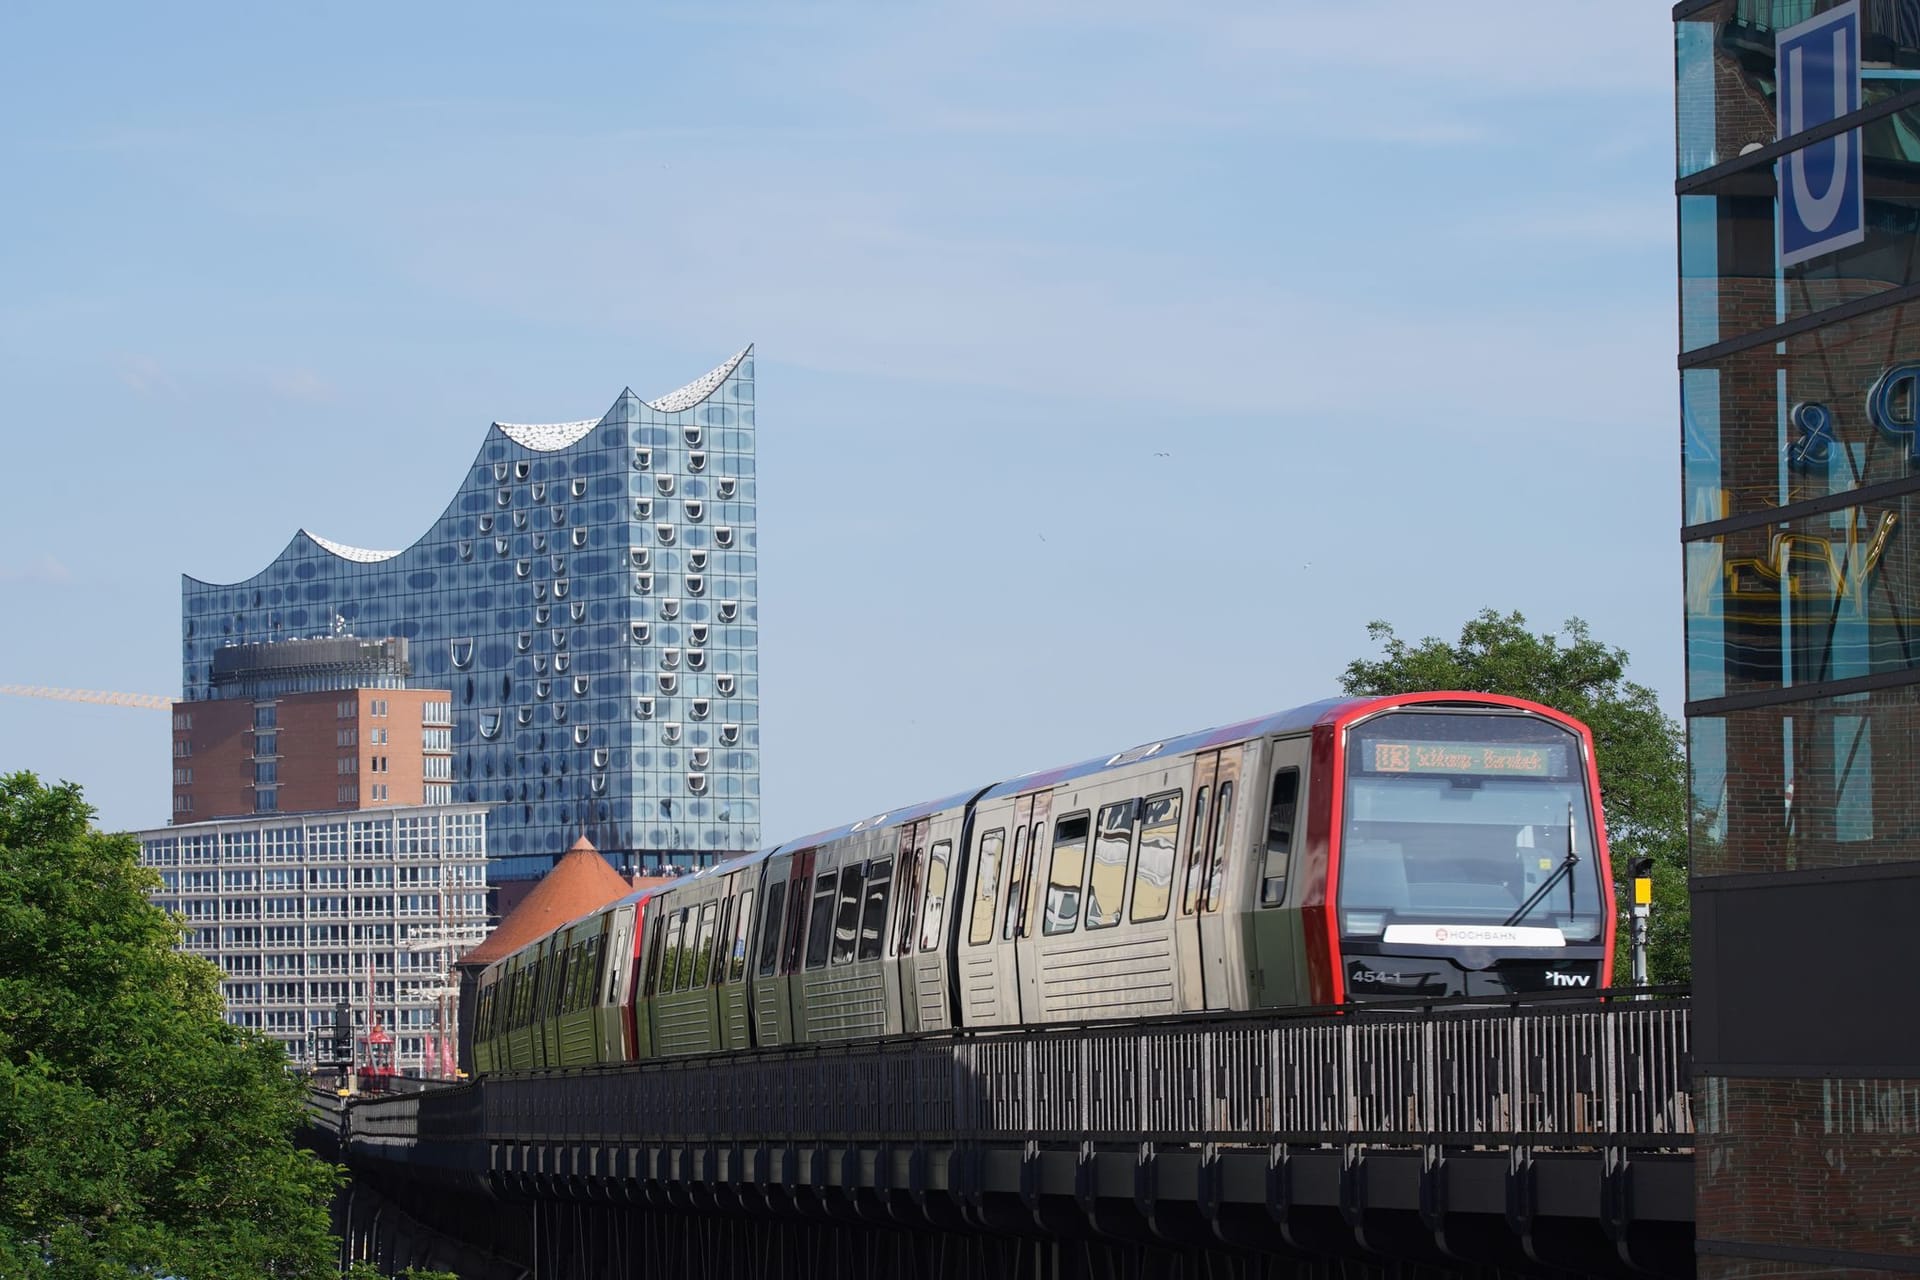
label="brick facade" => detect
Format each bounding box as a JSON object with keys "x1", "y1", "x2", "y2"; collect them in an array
[
  {"x1": 1679, "y1": 4, "x2": 1920, "y2": 1273},
  {"x1": 171, "y1": 687, "x2": 453, "y2": 821}
]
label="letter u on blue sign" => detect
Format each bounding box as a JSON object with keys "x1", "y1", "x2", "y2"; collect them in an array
[{"x1": 1778, "y1": 1, "x2": 1865, "y2": 268}]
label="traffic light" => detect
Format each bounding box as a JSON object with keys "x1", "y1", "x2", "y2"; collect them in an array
[
  {"x1": 1628, "y1": 856, "x2": 1654, "y2": 907},
  {"x1": 332, "y1": 1000, "x2": 354, "y2": 1066}
]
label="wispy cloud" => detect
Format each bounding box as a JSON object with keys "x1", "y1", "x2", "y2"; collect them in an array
[
  {"x1": 0, "y1": 555, "x2": 73, "y2": 586},
  {"x1": 117, "y1": 355, "x2": 176, "y2": 399},
  {"x1": 268, "y1": 368, "x2": 334, "y2": 402}
]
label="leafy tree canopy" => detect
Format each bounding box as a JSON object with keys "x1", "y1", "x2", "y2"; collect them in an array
[
  {"x1": 1340, "y1": 610, "x2": 1690, "y2": 983},
  {"x1": 0, "y1": 772, "x2": 341, "y2": 1279}
]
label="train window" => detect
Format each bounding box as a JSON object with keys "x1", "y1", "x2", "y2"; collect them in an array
[
  {"x1": 1001, "y1": 825, "x2": 1029, "y2": 940},
  {"x1": 1183, "y1": 786, "x2": 1212, "y2": 915},
  {"x1": 830, "y1": 864, "x2": 866, "y2": 965},
  {"x1": 540, "y1": 947, "x2": 565, "y2": 1020},
  {"x1": 1260, "y1": 770, "x2": 1300, "y2": 908},
  {"x1": 1086, "y1": 802, "x2": 1134, "y2": 929},
  {"x1": 756, "y1": 881, "x2": 786, "y2": 977},
  {"x1": 661, "y1": 909, "x2": 689, "y2": 993},
  {"x1": 895, "y1": 836, "x2": 923, "y2": 956},
  {"x1": 1043, "y1": 815, "x2": 1091, "y2": 936},
  {"x1": 561, "y1": 943, "x2": 580, "y2": 1011},
  {"x1": 804, "y1": 873, "x2": 838, "y2": 970},
  {"x1": 576, "y1": 939, "x2": 595, "y2": 1010},
  {"x1": 606, "y1": 919, "x2": 629, "y2": 1003},
  {"x1": 1203, "y1": 781, "x2": 1236, "y2": 912},
  {"x1": 729, "y1": 889, "x2": 755, "y2": 982},
  {"x1": 1130, "y1": 792, "x2": 1181, "y2": 923},
  {"x1": 691, "y1": 902, "x2": 720, "y2": 987},
  {"x1": 919, "y1": 840, "x2": 953, "y2": 951},
  {"x1": 782, "y1": 866, "x2": 811, "y2": 973},
  {"x1": 968, "y1": 828, "x2": 1006, "y2": 946},
  {"x1": 857, "y1": 860, "x2": 892, "y2": 962},
  {"x1": 709, "y1": 897, "x2": 733, "y2": 985}
]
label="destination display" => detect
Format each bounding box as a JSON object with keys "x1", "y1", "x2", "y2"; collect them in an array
[{"x1": 1359, "y1": 739, "x2": 1568, "y2": 779}]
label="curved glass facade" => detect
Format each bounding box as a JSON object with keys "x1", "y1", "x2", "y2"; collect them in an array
[{"x1": 181, "y1": 350, "x2": 760, "y2": 880}]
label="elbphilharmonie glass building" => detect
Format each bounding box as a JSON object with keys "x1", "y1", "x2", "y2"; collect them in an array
[{"x1": 181, "y1": 349, "x2": 760, "y2": 881}]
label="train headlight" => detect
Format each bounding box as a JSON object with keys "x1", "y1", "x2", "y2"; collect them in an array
[{"x1": 1342, "y1": 911, "x2": 1386, "y2": 937}]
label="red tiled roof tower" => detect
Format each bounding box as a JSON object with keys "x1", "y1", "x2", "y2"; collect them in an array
[{"x1": 460, "y1": 836, "x2": 632, "y2": 969}]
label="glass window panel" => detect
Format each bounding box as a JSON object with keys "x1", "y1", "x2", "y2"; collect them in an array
[
  {"x1": 1675, "y1": 2, "x2": 1920, "y2": 179},
  {"x1": 1690, "y1": 686, "x2": 1920, "y2": 877},
  {"x1": 658, "y1": 909, "x2": 686, "y2": 995},
  {"x1": 856, "y1": 862, "x2": 892, "y2": 962},
  {"x1": 1259, "y1": 772, "x2": 1299, "y2": 908},
  {"x1": 1686, "y1": 497, "x2": 1920, "y2": 700},
  {"x1": 1085, "y1": 803, "x2": 1132, "y2": 930},
  {"x1": 1001, "y1": 824, "x2": 1030, "y2": 940},
  {"x1": 1686, "y1": 298, "x2": 1920, "y2": 528},
  {"x1": 804, "y1": 873, "x2": 837, "y2": 970},
  {"x1": 755, "y1": 880, "x2": 786, "y2": 977},
  {"x1": 1204, "y1": 781, "x2": 1236, "y2": 912},
  {"x1": 728, "y1": 889, "x2": 755, "y2": 982},
  {"x1": 1183, "y1": 786, "x2": 1212, "y2": 915},
  {"x1": 1043, "y1": 815, "x2": 1090, "y2": 936},
  {"x1": 690, "y1": 901, "x2": 719, "y2": 987},
  {"x1": 968, "y1": 829, "x2": 1005, "y2": 946},
  {"x1": 895, "y1": 837, "x2": 922, "y2": 956},
  {"x1": 918, "y1": 840, "x2": 952, "y2": 951},
  {"x1": 830, "y1": 864, "x2": 865, "y2": 966},
  {"x1": 1132, "y1": 792, "x2": 1179, "y2": 922}
]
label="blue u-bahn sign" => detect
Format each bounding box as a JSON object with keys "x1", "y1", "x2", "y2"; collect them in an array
[{"x1": 1778, "y1": 0, "x2": 1864, "y2": 268}]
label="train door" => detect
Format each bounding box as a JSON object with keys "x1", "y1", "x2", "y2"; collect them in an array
[
  {"x1": 1009, "y1": 792, "x2": 1051, "y2": 1021},
  {"x1": 749, "y1": 858, "x2": 792, "y2": 1046},
  {"x1": 778, "y1": 850, "x2": 815, "y2": 1041},
  {"x1": 600, "y1": 902, "x2": 637, "y2": 1062},
  {"x1": 1184, "y1": 748, "x2": 1241, "y2": 1009},
  {"x1": 890, "y1": 820, "x2": 930, "y2": 1032},
  {"x1": 1249, "y1": 737, "x2": 1311, "y2": 1006}
]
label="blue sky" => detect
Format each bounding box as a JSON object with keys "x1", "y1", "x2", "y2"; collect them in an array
[{"x1": 0, "y1": 2, "x2": 1680, "y2": 839}]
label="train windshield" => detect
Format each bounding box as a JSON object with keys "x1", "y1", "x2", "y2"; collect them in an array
[{"x1": 1339, "y1": 711, "x2": 1606, "y2": 943}]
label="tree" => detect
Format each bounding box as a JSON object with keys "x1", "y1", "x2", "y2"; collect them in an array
[
  {"x1": 0, "y1": 772, "x2": 342, "y2": 1279},
  {"x1": 1340, "y1": 610, "x2": 1691, "y2": 984}
]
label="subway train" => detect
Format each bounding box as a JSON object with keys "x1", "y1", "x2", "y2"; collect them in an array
[{"x1": 472, "y1": 692, "x2": 1616, "y2": 1073}]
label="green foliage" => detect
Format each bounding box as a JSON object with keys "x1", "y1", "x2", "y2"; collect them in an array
[
  {"x1": 0, "y1": 772, "x2": 342, "y2": 1279},
  {"x1": 1340, "y1": 610, "x2": 1692, "y2": 983},
  {"x1": 346, "y1": 1265, "x2": 458, "y2": 1280}
]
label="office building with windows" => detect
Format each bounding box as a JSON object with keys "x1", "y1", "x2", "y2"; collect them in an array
[
  {"x1": 179, "y1": 349, "x2": 760, "y2": 880},
  {"x1": 137, "y1": 804, "x2": 492, "y2": 1074},
  {"x1": 171, "y1": 672, "x2": 453, "y2": 821},
  {"x1": 1676, "y1": 4, "x2": 1920, "y2": 1274}
]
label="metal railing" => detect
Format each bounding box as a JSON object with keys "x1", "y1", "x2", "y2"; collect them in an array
[{"x1": 398, "y1": 992, "x2": 1691, "y2": 1154}]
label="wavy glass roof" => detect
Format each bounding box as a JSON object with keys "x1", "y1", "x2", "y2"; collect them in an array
[{"x1": 177, "y1": 346, "x2": 760, "y2": 872}]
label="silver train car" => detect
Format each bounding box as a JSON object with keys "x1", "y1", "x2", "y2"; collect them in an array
[{"x1": 474, "y1": 692, "x2": 1617, "y2": 1072}]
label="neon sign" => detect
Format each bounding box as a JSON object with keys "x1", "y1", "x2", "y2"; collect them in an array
[{"x1": 1788, "y1": 362, "x2": 1920, "y2": 470}]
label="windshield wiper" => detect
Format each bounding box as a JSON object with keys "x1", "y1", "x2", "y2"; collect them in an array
[{"x1": 1504, "y1": 801, "x2": 1579, "y2": 928}]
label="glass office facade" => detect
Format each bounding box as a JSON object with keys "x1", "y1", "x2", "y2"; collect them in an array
[
  {"x1": 1677, "y1": 5, "x2": 1920, "y2": 1274},
  {"x1": 181, "y1": 349, "x2": 761, "y2": 880}
]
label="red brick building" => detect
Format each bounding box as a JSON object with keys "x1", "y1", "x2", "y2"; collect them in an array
[
  {"x1": 1677, "y1": 4, "x2": 1920, "y2": 1274},
  {"x1": 171, "y1": 686, "x2": 453, "y2": 821}
]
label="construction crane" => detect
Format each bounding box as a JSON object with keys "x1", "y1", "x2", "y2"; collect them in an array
[{"x1": 1, "y1": 685, "x2": 173, "y2": 711}]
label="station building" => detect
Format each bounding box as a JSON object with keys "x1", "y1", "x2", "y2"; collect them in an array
[
  {"x1": 178, "y1": 349, "x2": 761, "y2": 882},
  {"x1": 136, "y1": 803, "x2": 492, "y2": 1074},
  {"x1": 1675, "y1": 3, "x2": 1920, "y2": 1273}
]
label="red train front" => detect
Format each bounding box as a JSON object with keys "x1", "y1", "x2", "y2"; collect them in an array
[{"x1": 1300, "y1": 693, "x2": 1615, "y2": 1003}]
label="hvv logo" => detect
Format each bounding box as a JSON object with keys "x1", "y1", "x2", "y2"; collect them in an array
[{"x1": 1778, "y1": 1, "x2": 1865, "y2": 268}]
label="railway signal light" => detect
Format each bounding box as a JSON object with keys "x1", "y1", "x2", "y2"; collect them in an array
[
  {"x1": 1627, "y1": 857, "x2": 1654, "y2": 990},
  {"x1": 1629, "y1": 856, "x2": 1654, "y2": 906}
]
